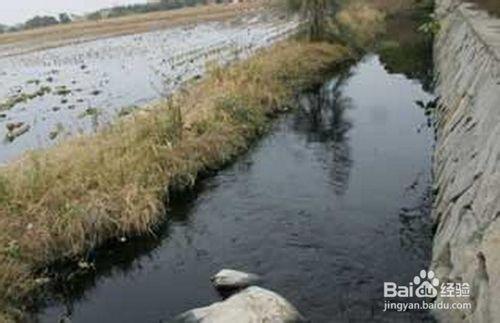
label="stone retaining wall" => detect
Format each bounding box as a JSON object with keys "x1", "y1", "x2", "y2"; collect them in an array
[{"x1": 432, "y1": 0, "x2": 500, "y2": 321}]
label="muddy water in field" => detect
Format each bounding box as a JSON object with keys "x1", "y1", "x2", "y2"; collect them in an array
[
  {"x1": 35, "y1": 52, "x2": 436, "y2": 323},
  {"x1": 0, "y1": 12, "x2": 298, "y2": 163}
]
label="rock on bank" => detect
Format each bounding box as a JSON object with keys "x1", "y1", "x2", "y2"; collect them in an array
[{"x1": 171, "y1": 286, "x2": 305, "y2": 323}]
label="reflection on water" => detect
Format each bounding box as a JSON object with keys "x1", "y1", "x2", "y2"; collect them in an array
[
  {"x1": 293, "y1": 75, "x2": 353, "y2": 195},
  {"x1": 35, "y1": 54, "x2": 435, "y2": 323}
]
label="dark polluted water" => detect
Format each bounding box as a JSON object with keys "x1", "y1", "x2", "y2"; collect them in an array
[{"x1": 36, "y1": 55, "x2": 436, "y2": 323}]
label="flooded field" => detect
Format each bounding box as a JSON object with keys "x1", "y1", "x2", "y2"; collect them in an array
[
  {"x1": 0, "y1": 12, "x2": 298, "y2": 163},
  {"x1": 33, "y1": 44, "x2": 436, "y2": 322}
]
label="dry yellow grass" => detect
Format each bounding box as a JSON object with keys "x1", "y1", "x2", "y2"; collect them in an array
[
  {"x1": 317, "y1": 0, "x2": 386, "y2": 51},
  {"x1": 0, "y1": 40, "x2": 352, "y2": 321},
  {"x1": 0, "y1": 3, "x2": 260, "y2": 57}
]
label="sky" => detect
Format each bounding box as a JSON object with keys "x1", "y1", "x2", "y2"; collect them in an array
[{"x1": 0, "y1": 0, "x2": 146, "y2": 25}]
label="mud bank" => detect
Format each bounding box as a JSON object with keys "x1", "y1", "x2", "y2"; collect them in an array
[{"x1": 432, "y1": 0, "x2": 500, "y2": 321}]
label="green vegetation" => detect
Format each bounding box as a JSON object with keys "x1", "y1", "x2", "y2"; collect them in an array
[
  {"x1": 53, "y1": 85, "x2": 71, "y2": 96},
  {"x1": 24, "y1": 16, "x2": 59, "y2": 29},
  {"x1": 0, "y1": 86, "x2": 52, "y2": 111},
  {"x1": 78, "y1": 107, "x2": 101, "y2": 118},
  {"x1": 58, "y1": 13, "x2": 72, "y2": 24},
  {"x1": 418, "y1": 13, "x2": 440, "y2": 35},
  {"x1": 0, "y1": 41, "x2": 352, "y2": 322}
]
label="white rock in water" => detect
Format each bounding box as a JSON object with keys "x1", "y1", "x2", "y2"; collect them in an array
[
  {"x1": 211, "y1": 269, "x2": 260, "y2": 289},
  {"x1": 172, "y1": 286, "x2": 305, "y2": 323}
]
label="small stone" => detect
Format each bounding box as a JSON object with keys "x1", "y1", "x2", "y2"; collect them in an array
[
  {"x1": 211, "y1": 269, "x2": 260, "y2": 289},
  {"x1": 34, "y1": 277, "x2": 50, "y2": 285}
]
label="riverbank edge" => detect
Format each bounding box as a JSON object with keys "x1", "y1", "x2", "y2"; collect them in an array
[
  {"x1": 0, "y1": 41, "x2": 353, "y2": 322},
  {"x1": 431, "y1": 0, "x2": 500, "y2": 321}
]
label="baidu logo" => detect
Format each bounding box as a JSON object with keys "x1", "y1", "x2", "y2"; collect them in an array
[
  {"x1": 383, "y1": 269, "x2": 471, "y2": 312},
  {"x1": 384, "y1": 270, "x2": 440, "y2": 298},
  {"x1": 413, "y1": 270, "x2": 440, "y2": 298}
]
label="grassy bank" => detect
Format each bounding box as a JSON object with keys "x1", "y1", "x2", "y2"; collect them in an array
[{"x1": 0, "y1": 41, "x2": 352, "y2": 321}]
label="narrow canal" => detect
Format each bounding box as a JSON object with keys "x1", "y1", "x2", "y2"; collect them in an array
[{"x1": 35, "y1": 48, "x2": 436, "y2": 322}]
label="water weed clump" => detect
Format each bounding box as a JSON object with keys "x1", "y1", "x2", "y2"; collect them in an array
[{"x1": 0, "y1": 41, "x2": 352, "y2": 321}]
